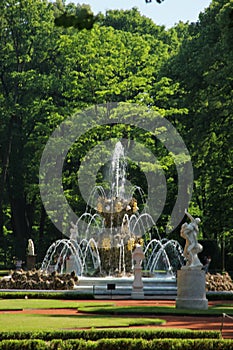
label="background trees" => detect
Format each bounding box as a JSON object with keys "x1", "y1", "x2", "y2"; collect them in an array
[
  {"x1": 0, "y1": 0, "x2": 232, "y2": 271},
  {"x1": 161, "y1": 0, "x2": 233, "y2": 268}
]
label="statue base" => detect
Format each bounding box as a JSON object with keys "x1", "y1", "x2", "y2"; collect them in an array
[
  {"x1": 131, "y1": 288, "x2": 144, "y2": 300},
  {"x1": 26, "y1": 254, "x2": 37, "y2": 270},
  {"x1": 176, "y1": 269, "x2": 208, "y2": 310}
]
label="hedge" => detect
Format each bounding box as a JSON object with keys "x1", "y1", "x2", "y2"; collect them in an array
[
  {"x1": 0, "y1": 329, "x2": 221, "y2": 341},
  {"x1": 0, "y1": 292, "x2": 94, "y2": 299},
  {"x1": 1, "y1": 338, "x2": 233, "y2": 350},
  {"x1": 0, "y1": 339, "x2": 47, "y2": 350},
  {"x1": 1, "y1": 291, "x2": 233, "y2": 300},
  {"x1": 207, "y1": 292, "x2": 233, "y2": 300}
]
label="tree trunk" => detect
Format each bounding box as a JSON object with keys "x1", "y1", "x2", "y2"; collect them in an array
[
  {"x1": 0, "y1": 117, "x2": 13, "y2": 240},
  {"x1": 10, "y1": 196, "x2": 30, "y2": 261},
  {"x1": 38, "y1": 205, "x2": 46, "y2": 261}
]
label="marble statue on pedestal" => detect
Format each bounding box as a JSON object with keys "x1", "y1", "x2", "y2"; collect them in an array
[
  {"x1": 131, "y1": 244, "x2": 145, "y2": 299},
  {"x1": 27, "y1": 239, "x2": 37, "y2": 270},
  {"x1": 176, "y1": 210, "x2": 208, "y2": 310},
  {"x1": 27, "y1": 239, "x2": 35, "y2": 256},
  {"x1": 180, "y1": 209, "x2": 203, "y2": 269}
]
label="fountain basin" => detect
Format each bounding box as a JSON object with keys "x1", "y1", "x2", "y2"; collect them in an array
[{"x1": 76, "y1": 275, "x2": 177, "y2": 299}]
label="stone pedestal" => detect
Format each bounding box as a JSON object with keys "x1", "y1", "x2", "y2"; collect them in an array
[
  {"x1": 176, "y1": 269, "x2": 208, "y2": 310},
  {"x1": 131, "y1": 274, "x2": 144, "y2": 300},
  {"x1": 131, "y1": 245, "x2": 144, "y2": 300},
  {"x1": 26, "y1": 254, "x2": 37, "y2": 270}
]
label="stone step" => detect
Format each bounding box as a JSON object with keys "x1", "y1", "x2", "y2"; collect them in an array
[
  {"x1": 76, "y1": 276, "x2": 177, "y2": 298},
  {"x1": 78, "y1": 276, "x2": 176, "y2": 286},
  {"x1": 76, "y1": 286, "x2": 177, "y2": 295}
]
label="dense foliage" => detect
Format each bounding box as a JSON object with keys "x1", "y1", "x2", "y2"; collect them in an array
[
  {"x1": 0, "y1": 329, "x2": 221, "y2": 340},
  {"x1": 0, "y1": 329, "x2": 226, "y2": 350},
  {"x1": 1, "y1": 338, "x2": 233, "y2": 350},
  {"x1": 0, "y1": 0, "x2": 232, "y2": 271}
]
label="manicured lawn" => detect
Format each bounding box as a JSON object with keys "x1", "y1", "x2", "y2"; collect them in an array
[
  {"x1": 0, "y1": 314, "x2": 165, "y2": 332},
  {"x1": 1, "y1": 298, "x2": 232, "y2": 332},
  {"x1": 77, "y1": 303, "x2": 233, "y2": 316},
  {"x1": 0, "y1": 299, "x2": 164, "y2": 331},
  {"x1": 0, "y1": 299, "x2": 79, "y2": 310},
  {"x1": 0, "y1": 299, "x2": 114, "y2": 310},
  {"x1": 1, "y1": 298, "x2": 233, "y2": 315}
]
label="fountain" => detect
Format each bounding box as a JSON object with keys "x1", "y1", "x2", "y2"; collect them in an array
[{"x1": 41, "y1": 141, "x2": 184, "y2": 296}]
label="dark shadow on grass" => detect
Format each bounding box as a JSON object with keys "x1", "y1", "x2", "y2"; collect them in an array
[{"x1": 32, "y1": 314, "x2": 111, "y2": 319}]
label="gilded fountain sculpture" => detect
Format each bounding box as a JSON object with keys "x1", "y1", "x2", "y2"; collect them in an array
[{"x1": 41, "y1": 141, "x2": 184, "y2": 277}]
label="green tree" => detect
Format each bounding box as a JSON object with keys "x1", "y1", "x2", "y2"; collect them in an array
[
  {"x1": 54, "y1": 23, "x2": 161, "y2": 104},
  {"x1": 162, "y1": 0, "x2": 233, "y2": 266},
  {"x1": 0, "y1": 0, "x2": 209, "y2": 269},
  {"x1": 54, "y1": 2, "x2": 98, "y2": 30},
  {"x1": 0, "y1": 0, "x2": 181, "y2": 265},
  {"x1": 100, "y1": 7, "x2": 166, "y2": 35},
  {"x1": 0, "y1": 0, "x2": 68, "y2": 262}
]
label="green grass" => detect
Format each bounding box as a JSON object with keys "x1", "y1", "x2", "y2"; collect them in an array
[
  {"x1": 0, "y1": 299, "x2": 114, "y2": 310},
  {"x1": 0, "y1": 299, "x2": 164, "y2": 331},
  {"x1": 0, "y1": 299, "x2": 79, "y2": 310},
  {"x1": 0, "y1": 314, "x2": 165, "y2": 332},
  {"x1": 2, "y1": 299, "x2": 233, "y2": 316},
  {"x1": 1, "y1": 298, "x2": 232, "y2": 332},
  {"x1": 1, "y1": 299, "x2": 233, "y2": 316},
  {"x1": 77, "y1": 303, "x2": 233, "y2": 316}
]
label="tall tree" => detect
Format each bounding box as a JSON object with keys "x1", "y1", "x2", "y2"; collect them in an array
[
  {"x1": 0, "y1": 0, "x2": 66, "y2": 260},
  {"x1": 162, "y1": 0, "x2": 233, "y2": 250}
]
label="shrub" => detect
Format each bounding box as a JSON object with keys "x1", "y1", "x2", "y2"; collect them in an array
[
  {"x1": 0, "y1": 291, "x2": 94, "y2": 299},
  {"x1": 0, "y1": 339, "x2": 47, "y2": 350},
  {"x1": 0, "y1": 329, "x2": 221, "y2": 341},
  {"x1": 1, "y1": 338, "x2": 233, "y2": 350}
]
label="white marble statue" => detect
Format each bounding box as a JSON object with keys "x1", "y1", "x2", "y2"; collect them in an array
[
  {"x1": 27, "y1": 239, "x2": 35, "y2": 256},
  {"x1": 180, "y1": 209, "x2": 203, "y2": 269},
  {"x1": 132, "y1": 244, "x2": 145, "y2": 299},
  {"x1": 70, "y1": 221, "x2": 78, "y2": 240}
]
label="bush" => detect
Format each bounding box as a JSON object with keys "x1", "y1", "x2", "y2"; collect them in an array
[
  {"x1": 207, "y1": 291, "x2": 233, "y2": 300},
  {"x1": 1, "y1": 338, "x2": 233, "y2": 350},
  {"x1": 0, "y1": 291, "x2": 94, "y2": 299},
  {"x1": 0, "y1": 329, "x2": 221, "y2": 341},
  {"x1": 0, "y1": 339, "x2": 47, "y2": 350},
  {"x1": 50, "y1": 339, "x2": 93, "y2": 350},
  {"x1": 50, "y1": 338, "x2": 233, "y2": 350}
]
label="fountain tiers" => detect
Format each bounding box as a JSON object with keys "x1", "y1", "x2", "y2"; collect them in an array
[{"x1": 41, "y1": 141, "x2": 185, "y2": 287}]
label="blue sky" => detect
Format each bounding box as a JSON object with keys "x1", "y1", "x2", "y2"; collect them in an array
[{"x1": 71, "y1": 0, "x2": 212, "y2": 28}]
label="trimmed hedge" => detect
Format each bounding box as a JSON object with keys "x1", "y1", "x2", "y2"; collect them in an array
[
  {"x1": 0, "y1": 339, "x2": 233, "y2": 350},
  {"x1": 1, "y1": 290, "x2": 233, "y2": 300},
  {"x1": 0, "y1": 329, "x2": 221, "y2": 341},
  {"x1": 0, "y1": 339, "x2": 47, "y2": 350},
  {"x1": 0, "y1": 292, "x2": 94, "y2": 299},
  {"x1": 207, "y1": 292, "x2": 233, "y2": 300}
]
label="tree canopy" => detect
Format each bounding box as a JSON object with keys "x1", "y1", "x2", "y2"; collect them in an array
[{"x1": 0, "y1": 0, "x2": 232, "y2": 271}]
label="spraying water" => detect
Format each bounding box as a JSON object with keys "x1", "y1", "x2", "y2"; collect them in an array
[{"x1": 41, "y1": 141, "x2": 184, "y2": 276}]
